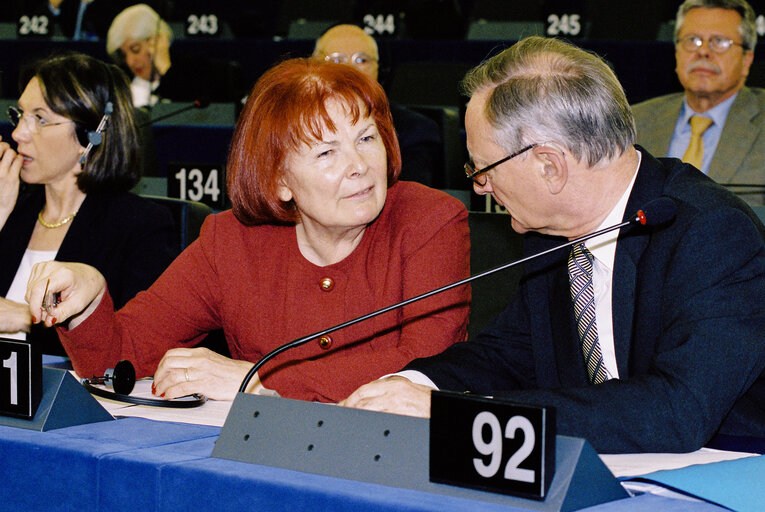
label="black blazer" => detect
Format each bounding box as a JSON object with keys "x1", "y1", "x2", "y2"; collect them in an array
[
  {"x1": 408, "y1": 149, "x2": 765, "y2": 453},
  {"x1": 0, "y1": 186, "x2": 177, "y2": 355}
]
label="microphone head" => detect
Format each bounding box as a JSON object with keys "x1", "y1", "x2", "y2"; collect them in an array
[
  {"x1": 107, "y1": 360, "x2": 136, "y2": 395},
  {"x1": 634, "y1": 197, "x2": 677, "y2": 227},
  {"x1": 87, "y1": 131, "x2": 103, "y2": 146}
]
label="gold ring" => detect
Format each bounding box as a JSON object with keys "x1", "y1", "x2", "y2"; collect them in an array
[{"x1": 184, "y1": 367, "x2": 190, "y2": 382}]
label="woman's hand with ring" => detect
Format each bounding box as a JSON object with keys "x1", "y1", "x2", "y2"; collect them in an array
[{"x1": 153, "y1": 347, "x2": 265, "y2": 400}]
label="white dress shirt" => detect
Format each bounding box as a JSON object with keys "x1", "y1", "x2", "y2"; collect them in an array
[{"x1": 4, "y1": 249, "x2": 57, "y2": 340}]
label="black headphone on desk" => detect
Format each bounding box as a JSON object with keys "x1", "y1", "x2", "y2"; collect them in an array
[{"x1": 81, "y1": 360, "x2": 207, "y2": 409}]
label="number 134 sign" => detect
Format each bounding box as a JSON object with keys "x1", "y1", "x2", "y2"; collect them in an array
[
  {"x1": 168, "y1": 163, "x2": 227, "y2": 210},
  {"x1": 429, "y1": 391, "x2": 555, "y2": 500}
]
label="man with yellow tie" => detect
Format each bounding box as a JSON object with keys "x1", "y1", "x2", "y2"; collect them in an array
[{"x1": 633, "y1": 0, "x2": 765, "y2": 206}]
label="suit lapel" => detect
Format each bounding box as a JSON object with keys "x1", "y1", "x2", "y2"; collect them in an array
[
  {"x1": 523, "y1": 234, "x2": 585, "y2": 387},
  {"x1": 611, "y1": 148, "x2": 666, "y2": 377},
  {"x1": 612, "y1": 236, "x2": 639, "y2": 377},
  {"x1": 55, "y1": 194, "x2": 98, "y2": 263},
  {"x1": 635, "y1": 94, "x2": 683, "y2": 156},
  {"x1": 652, "y1": 98, "x2": 683, "y2": 156},
  {"x1": 548, "y1": 256, "x2": 587, "y2": 386},
  {"x1": 709, "y1": 87, "x2": 760, "y2": 184}
]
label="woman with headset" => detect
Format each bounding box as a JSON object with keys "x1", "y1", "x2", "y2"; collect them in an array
[{"x1": 0, "y1": 52, "x2": 177, "y2": 356}]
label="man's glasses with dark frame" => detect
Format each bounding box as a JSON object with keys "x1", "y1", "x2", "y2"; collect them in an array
[{"x1": 464, "y1": 143, "x2": 537, "y2": 186}]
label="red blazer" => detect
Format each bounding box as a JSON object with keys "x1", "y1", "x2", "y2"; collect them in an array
[{"x1": 60, "y1": 181, "x2": 471, "y2": 402}]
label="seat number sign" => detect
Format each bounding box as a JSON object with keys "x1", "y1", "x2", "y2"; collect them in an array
[
  {"x1": 168, "y1": 163, "x2": 227, "y2": 210},
  {"x1": 0, "y1": 338, "x2": 41, "y2": 419},
  {"x1": 429, "y1": 391, "x2": 555, "y2": 499},
  {"x1": 185, "y1": 14, "x2": 219, "y2": 37},
  {"x1": 17, "y1": 14, "x2": 51, "y2": 37}
]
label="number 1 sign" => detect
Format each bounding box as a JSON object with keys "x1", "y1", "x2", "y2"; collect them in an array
[
  {"x1": 429, "y1": 391, "x2": 555, "y2": 500},
  {"x1": 0, "y1": 338, "x2": 41, "y2": 419}
]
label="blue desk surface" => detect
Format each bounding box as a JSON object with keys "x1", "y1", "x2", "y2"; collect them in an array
[{"x1": 0, "y1": 417, "x2": 727, "y2": 512}]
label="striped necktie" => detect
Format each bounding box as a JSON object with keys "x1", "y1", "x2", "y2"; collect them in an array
[
  {"x1": 682, "y1": 115, "x2": 713, "y2": 170},
  {"x1": 568, "y1": 243, "x2": 608, "y2": 384}
]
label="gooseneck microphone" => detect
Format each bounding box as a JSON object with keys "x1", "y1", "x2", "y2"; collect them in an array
[
  {"x1": 139, "y1": 99, "x2": 210, "y2": 127},
  {"x1": 238, "y1": 198, "x2": 678, "y2": 393}
]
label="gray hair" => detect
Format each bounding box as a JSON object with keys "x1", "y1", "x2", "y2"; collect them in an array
[
  {"x1": 675, "y1": 0, "x2": 757, "y2": 50},
  {"x1": 106, "y1": 4, "x2": 173, "y2": 59},
  {"x1": 461, "y1": 36, "x2": 635, "y2": 168}
]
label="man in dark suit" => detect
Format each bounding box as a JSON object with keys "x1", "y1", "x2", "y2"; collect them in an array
[
  {"x1": 313, "y1": 24, "x2": 443, "y2": 187},
  {"x1": 632, "y1": 0, "x2": 764, "y2": 206},
  {"x1": 342, "y1": 36, "x2": 765, "y2": 454}
]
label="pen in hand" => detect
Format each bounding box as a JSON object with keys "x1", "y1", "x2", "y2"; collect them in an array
[{"x1": 41, "y1": 279, "x2": 61, "y2": 321}]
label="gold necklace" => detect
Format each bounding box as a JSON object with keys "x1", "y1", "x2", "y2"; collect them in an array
[{"x1": 38, "y1": 209, "x2": 78, "y2": 229}]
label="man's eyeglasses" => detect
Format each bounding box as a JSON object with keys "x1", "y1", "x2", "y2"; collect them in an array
[
  {"x1": 7, "y1": 106, "x2": 73, "y2": 133},
  {"x1": 676, "y1": 35, "x2": 747, "y2": 53},
  {"x1": 464, "y1": 144, "x2": 537, "y2": 186},
  {"x1": 323, "y1": 52, "x2": 377, "y2": 67}
]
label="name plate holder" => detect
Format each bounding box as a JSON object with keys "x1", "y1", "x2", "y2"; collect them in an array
[
  {"x1": 0, "y1": 337, "x2": 113, "y2": 431},
  {"x1": 429, "y1": 391, "x2": 556, "y2": 500},
  {"x1": 212, "y1": 393, "x2": 628, "y2": 511}
]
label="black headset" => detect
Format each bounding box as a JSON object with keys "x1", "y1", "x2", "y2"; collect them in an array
[
  {"x1": 77, "y1": 61, "x2": 120, "y2": 164},
  {"x1": 81, "y1": 360, "x2": 207, "y2": 408},
  {"x1": 77, "y1": 101, "x2": 113, "y2": 164}
]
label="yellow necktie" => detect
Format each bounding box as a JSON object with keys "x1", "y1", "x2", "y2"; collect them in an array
[{"x1": 682, "y1": 115, "x2": 713, "y2": 170}]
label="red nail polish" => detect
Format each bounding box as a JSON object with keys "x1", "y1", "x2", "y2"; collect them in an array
[
  {"x1": 160, "y1": 393, "x2": 166, "y2": 398},
  {"x1": 151, "y1": 383, "x2": 156, "y2": 395},
  {"x1": 51, "y1": 317, "x2": 57, "y2": 325},
  {"x1": 31, "y1": 316, "x2": 37, "y2": 323}
]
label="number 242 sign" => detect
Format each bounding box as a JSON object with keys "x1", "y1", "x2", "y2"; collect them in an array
[{"x1": 429, "y1": 391, "x2": 556, "y2": 500}]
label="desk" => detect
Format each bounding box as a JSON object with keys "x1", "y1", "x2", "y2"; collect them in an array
[
  {"x1": 0, "y1": 376, "x2": 753, "y2": 511},
  {"x1": 0, "y1": 417, "x2": 728, "y2": 512}
]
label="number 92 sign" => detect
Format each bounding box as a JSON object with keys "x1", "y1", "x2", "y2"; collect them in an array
[{"x1": 429, "y1": 391, "x2": 555, "y2": 500}]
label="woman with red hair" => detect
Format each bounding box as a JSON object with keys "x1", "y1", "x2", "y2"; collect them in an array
[{"x1": 25, "y1": 58, "x2": 470, "y2": 403}]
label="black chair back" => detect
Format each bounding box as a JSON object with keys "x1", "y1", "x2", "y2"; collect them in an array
[
  {"x1": 142, "y1": 195, "x2": 213, "y2": 251},
  {"x1": 407, "y1": 104, "x2": 466, "y2": 190},
  {"x1": 467, "y1": 212, "x2": 524, "y2": 339}
]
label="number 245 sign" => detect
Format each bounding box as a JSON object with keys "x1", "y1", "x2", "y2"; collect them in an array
[{"x1": 429, "y1": 391, "x2": 556, "y2": 500}]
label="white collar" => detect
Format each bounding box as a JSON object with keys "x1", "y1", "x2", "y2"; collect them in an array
[{"x1": 584, "y1": 150, "x2": 641, "y2": 271}]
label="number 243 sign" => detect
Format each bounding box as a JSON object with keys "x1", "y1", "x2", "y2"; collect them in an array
[{"x1": 429, "y1": 391, "x2": 556, "y2": 500}]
